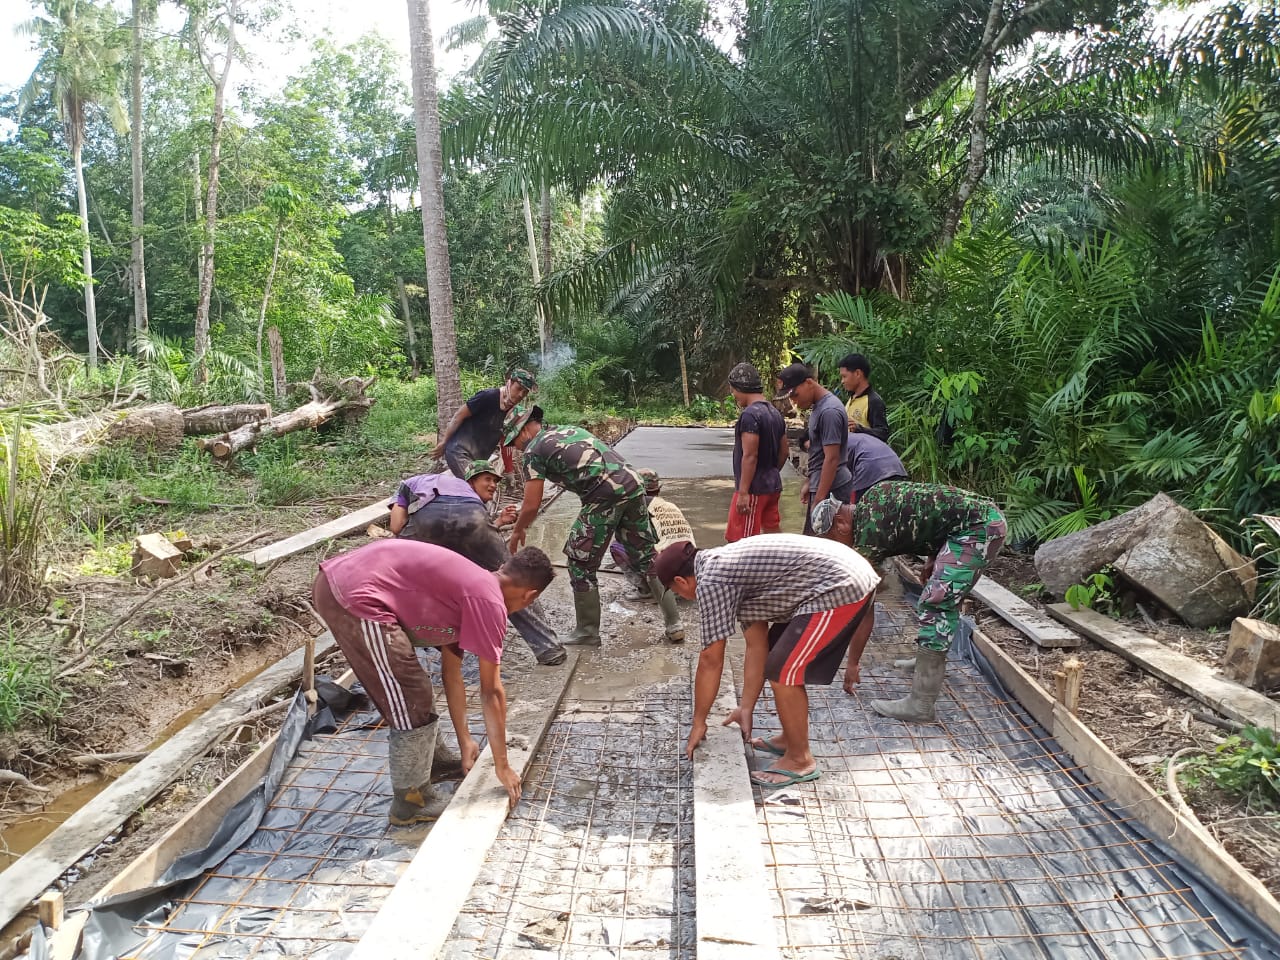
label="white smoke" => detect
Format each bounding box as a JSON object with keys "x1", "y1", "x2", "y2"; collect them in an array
[{"x1": 533, "y1": 341, "x2": 577, "y2": 379}]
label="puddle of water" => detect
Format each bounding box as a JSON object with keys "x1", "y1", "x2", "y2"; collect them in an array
[{"x1": 0, "y1": 778, "x2": 115, "y2": 872}]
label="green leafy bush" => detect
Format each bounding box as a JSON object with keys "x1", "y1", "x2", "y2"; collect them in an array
[{"x1": 1178, "y1": 727, "x2": 1280, "y2": 811}]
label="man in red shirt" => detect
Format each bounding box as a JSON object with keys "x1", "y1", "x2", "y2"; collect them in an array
[{"x1": 311, "y1": 540, "x2": 554, "y2": 824}]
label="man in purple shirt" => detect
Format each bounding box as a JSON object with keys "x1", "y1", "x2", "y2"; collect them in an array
[
  {"x1": 388, "y1": 461, "x2": 566, "y2": 665},
  {"x1": 312, "y1": 540, "x2": 554, "y2": 824}
]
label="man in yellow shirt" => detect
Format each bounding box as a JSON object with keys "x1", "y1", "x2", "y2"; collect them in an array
[{"x1": 838, "y1": 353, "x2": 890, "y2": 442}]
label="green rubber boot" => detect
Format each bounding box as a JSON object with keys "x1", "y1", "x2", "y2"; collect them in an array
[
  {"x1": 870, "y1": 648, "x2": 946, "y2": 722},
  {"x1": 648, "y1": 576, "x2": 684, "y2": 643},
  {"x1": 567, "y1": 587, "x2": 602, "y2": 646},
  {"x1": 388, "y1": 721, "x2": 450, "y2": 825}
]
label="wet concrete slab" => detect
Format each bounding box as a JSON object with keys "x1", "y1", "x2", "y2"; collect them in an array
[{"x1": 615, "y1": 426, "x2": 736, "y2": 477}]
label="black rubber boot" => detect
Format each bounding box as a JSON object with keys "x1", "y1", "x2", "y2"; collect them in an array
[
  {"x1": 870, "y1": 648, "x2": 946, "y2": 722},
  {"x1": 388, "y1": 722, "x2": 450, "y2": 825}
]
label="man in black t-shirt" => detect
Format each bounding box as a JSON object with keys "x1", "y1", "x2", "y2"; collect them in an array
[
  {"x1": 726, "y1": 362, "x2": 788, "y2": 541},
  {"x1": 433, "y1": 369, "x2": 536, "y2": 477}
]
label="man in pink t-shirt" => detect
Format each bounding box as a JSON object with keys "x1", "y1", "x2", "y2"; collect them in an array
[{"x1": 312, "y1": 539, "x2": 554, "y2": 824}]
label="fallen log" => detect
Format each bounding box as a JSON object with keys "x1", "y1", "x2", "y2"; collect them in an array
[
  {"x1": 30, "y1": 403, "x2": 185, "y2": 460},
  {"x1": 196, "y1": 377, "x2": 375, "y2": 462},
  {"x1": 181, "y1": 403, "x2": 272, "y2": 435}
]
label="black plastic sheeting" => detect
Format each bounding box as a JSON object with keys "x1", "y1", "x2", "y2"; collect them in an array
[{"x1": 748, "y1": 600, "x2": 1280, "y2": 959}]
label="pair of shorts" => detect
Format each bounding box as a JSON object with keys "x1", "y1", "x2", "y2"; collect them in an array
[
  {"x1": 765, "y1": 597, "x2": 872, "y2": 686},
  {"x1": 725, "y1": 491, "x2": 782, "y2": 541}
]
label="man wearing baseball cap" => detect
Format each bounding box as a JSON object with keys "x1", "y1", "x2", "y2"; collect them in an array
[
  {"x1": 809, "y1": 484, "x2": 1006, "y2": 722},
  {"x1": 776, "y1": 362, "x2": 853, "y2": 534},
  {"x1": 505, "y1": 407, "x2": 684, "y2": 646},
  {"x1": 654, "y1": 536, "x2": 878, "y2": 787},
  {"x1": 433, "y1": 368, "x2": 537, "y2": 477},
  {"x1": 726, "y1": 361, "x2": 788, "y2": 540},
  {"x1": 388, "y1": 459, "x2": 567, "y2": 665}
]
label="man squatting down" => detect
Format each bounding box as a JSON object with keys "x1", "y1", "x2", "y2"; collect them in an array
[
  {"x1": 388, "y1": 459, "x2": 568, "y2": 665},
  {"x1": 311, "y1": 539, "x2": 555, "y2": 824}
]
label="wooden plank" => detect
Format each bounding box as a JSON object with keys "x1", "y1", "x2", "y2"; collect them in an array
[
  {"x1": 350, "y1": 653, "x2": 580, "y2": 960},
  {"x1": 693, "y1": 664, "x2": 781, "y2": 959},
  {"x1": 1047, "y1": 604, "x2": 1280, "y2": 732},
  {"x1": 238, "y1": 499, "x2": 389, "y2": 566},
  {"x1": 973, "y1": 627, "x2": 1280, "y2": 940},
  {"x1": 970, "y1": 579, "x2": 1081, "y2": 648},
  {"x1": 0, "y1": 633, "x2": 335, "y2": 933}
]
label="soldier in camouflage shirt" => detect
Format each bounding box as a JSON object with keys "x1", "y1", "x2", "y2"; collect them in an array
[
  {"x1": 811, "y1": 480, "x2": 1006, "y2": 723},
  {"x1": 504, "y1": 406, "x2": 684, "y2": 646}
]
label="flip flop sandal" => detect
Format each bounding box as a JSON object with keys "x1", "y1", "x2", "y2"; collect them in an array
[
  {"x1": 751, "y1": 765, "x2": 821, "y2": 788},
  {"x1": 749, "y1": 737, "x2": 786, "y2": 757}
]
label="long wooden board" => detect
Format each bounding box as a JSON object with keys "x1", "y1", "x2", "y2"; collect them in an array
[
  {"x1": 238, "y1": 499, "x2": 389, "y2": 566},
  {"x1": 350, "y1": 654, "x2": 579, "y2": 960},
  {"x1": 970, "y1": 579, "x2": 1081, "y2": 648},
  {"x1": 0, "y1": 632, "x2": 335, "y2": 935},
  {"x1": 971, "y1": 627, "x2": 1280, "y2": 940},
  {"x1": 1047, "y1": 604, "x2": 1280, "y2": 732},
  {"x1": 693, "y1": 664, "x2": 781, "y2": 959}
]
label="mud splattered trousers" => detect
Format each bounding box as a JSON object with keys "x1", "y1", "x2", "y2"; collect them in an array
[
  {"x1": 399, "y1": 497, "x2": 563, "y2": 661},
  {"x1": 916, "y1": 506, "x2": 1007, "y2": 652},
  {"x1": 566, "y1": 493, "x2": 659, "y2": 593},
  {"x1": 311, "y1": 570, "x2": 436, "y2": 731}
]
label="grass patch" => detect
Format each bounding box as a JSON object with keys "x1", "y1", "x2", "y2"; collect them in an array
[{"x1": 0, "y1": 631, "x2": 65, "y2": 732}]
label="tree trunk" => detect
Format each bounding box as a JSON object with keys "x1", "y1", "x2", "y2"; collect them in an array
[
  {"x1": 193, "y1": 0, "x2": 239, "y2": 383},
  {"x1": 192, "y1": 149, "x2": 206, "y2": 283},
  {"x1": 539, "y1": 181, "x2": 552, "y2": 281},
  {"x1": 73, "y1": 144, "x2": 99, "y2": 372},
  {"x1": 677, "y1": 326, "x2": 690, "y2": 408},
  {"x1": 181, "y1": 403, "x2": 272, "y2": 435},
  {"x1": 406, "y1": 0, "x2": 462, "y2": 428},
  {"x1": 521, "y1": 189, "x2": 546, "y2": 362},
  {"x1": 384, "y1": 196, "x2": 419, "y2": 378},
  {"x1": 129, "y1": 0, "x2": 149, "y2": 351},
  {"x1": 196, "y1": 379, "x2": 374, "y2": 461},
  {"x1": 267, "y1": 325, "x2": 286, "y2": 400},
  {"x1": 256, "y1": 222, "x2": 282, "y2": 388},
  {"x1": 32, "y1": 404, "x2": 185, "y2": 459}
]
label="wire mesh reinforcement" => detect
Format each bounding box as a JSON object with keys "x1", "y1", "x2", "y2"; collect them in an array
[
  {"x1": 441, "y1": 686, "x2": 695, "y2": 960},
  {"x1": 749, "y1": 589, "x2": 1279, "y2": 960}
]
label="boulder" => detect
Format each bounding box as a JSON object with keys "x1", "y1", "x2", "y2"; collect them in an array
[{"x1": 1034, "y1": 493, "x2": 1256, "y2": 628}]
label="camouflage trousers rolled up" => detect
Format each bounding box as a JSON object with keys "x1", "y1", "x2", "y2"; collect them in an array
[
  {"x1": 916, "y1": 506, "x2": 1007, "y2": 652},
  {"x1": 566, "y1": 494, "x2": 657, "y2": 593}
]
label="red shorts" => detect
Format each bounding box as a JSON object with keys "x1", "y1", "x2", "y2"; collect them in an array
[
  {"x1": 765, "y1": 597, "x2": 872, "y2": 686},
  {"x1": 725, "y1": 491, "x2": 782, "y2": 541}
]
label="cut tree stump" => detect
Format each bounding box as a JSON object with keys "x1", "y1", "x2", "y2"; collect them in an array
[
  {"x1": 131, "y1": 533, "x2": 182, "y2": 579},
  {"x1": 1221, "y1": 617, "x2": 1280, "y2": 692},
  {"x1": 181, "y1": 403, "x2": 272, "y2": 435},
  {"x1": 196, "y1": 377, "x2": 374, "y2": 462},
  {"x1": 1034, "y1": 493, "x2": 1256, "y2": 628}
]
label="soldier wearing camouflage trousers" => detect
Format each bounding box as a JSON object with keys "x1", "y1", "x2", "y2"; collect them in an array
[
  {"x1": 505, "y1": 406, "x2": 684, "y2": 646},
  {"x1": 810, "y1": 481, "x2": 1006, "y2": 722}
]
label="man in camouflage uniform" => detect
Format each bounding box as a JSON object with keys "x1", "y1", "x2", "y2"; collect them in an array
[
  {"x1": 505, "y1": 407, "x2": 684, "y2": 646},
  {"x1": 810, "y1": 481, "x2": 1006, "y2": 722}
]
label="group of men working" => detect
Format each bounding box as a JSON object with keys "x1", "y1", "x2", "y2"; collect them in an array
[{"x1": 308, "y1": 354, "x2": 1007, "y2": 819}]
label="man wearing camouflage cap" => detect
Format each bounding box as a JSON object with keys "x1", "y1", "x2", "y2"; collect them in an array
[
  {"x1": 389, "y1": 458, "x2": 567, "y2": 665},
  {"x1": 810, "y1": 483, "x2": 1006, "y2": 722},
  {"x1": 506, "y1": 407, "x2": 684, "y2": 646},
  {"x1": 433, "y1": 368, "x2": 537, "y2": 477}
]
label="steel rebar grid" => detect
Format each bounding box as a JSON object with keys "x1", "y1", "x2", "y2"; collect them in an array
[
  {"x1": 750, "y1": 590, "x2": 1261, "y2": 960},
  {"x1": 442, "y1": 687, "x2": 695, "y2": 960}
]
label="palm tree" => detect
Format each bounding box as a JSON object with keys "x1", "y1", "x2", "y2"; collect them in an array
[
  {"x1": 407, "y1": 0, "x2": 462, "y2": 426},
  {"x1": 19, "y1": 0, "x2": 126, "y2": 373},
  {"x1": 128, "y1": 0, "x2": 155, "y2": 349}
]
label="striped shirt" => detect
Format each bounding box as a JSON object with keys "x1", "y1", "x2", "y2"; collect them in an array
[{"x1": 694, "y1": 535, "x2": 879, "y2": 648}]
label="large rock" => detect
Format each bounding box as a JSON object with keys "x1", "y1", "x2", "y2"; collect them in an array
[{"x1": 1034, "y1": 493, "x2": 1256, "y2": 628}]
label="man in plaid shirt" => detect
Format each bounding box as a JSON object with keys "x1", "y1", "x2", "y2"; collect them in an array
[{"x1": 654, "y1": 535, "x2": 879, "y2": 787}]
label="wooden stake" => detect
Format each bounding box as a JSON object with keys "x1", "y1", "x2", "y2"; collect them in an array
[
  {"x1": 1061, "y1": 657, "x2": 1084, "y2": 715},
  {"x1": 302, "y1": 635, "x2": 317, "y2": 712},
  {"x1": 37, "y1": 891, "x2": 63, "y2": 930}
]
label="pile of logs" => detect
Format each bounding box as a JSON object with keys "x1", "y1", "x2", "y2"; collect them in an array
[{"x1": 28, "y1": 377, "x2": 375, "y2": 463}]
